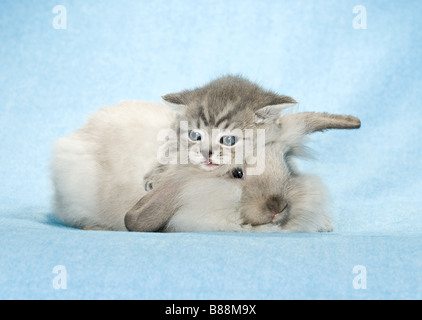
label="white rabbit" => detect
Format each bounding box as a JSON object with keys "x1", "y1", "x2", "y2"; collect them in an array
[{"x1": 51, "y1": 99, "x2": 360, "y2": 232}]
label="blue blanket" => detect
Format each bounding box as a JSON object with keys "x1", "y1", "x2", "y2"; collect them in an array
[{"x1": 0, "y1": 0, "x2": 421, "y2": 299}]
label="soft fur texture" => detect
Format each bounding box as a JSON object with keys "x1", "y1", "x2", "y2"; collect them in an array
[{"x1": 51, "y1": 101, "x2": 175, "y2": 230}]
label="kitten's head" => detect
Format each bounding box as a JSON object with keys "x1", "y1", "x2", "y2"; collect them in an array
[{"x1": 162, "y1": 75, "x2": 296, "y2": 172}]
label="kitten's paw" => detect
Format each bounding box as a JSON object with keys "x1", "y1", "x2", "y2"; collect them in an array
[
  {"x1": 144, "y1": 180, "x2": 154, "y2": 191},
  {"x1": 143, "y1": 164, "x2": 168, "y2": 192},
  {"x1": 143, "y1": 172, "x2": 160, "y2": 191}
]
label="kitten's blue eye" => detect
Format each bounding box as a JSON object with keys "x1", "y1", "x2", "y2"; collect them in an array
[
  {"x1": 220, "y1": 135, "x2": 237, "y2": 146},
  {"x1": 189, "y1": 130, "x2": 202, "y2": 141}
]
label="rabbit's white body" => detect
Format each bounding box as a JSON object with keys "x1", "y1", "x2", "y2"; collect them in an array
[
  {"x1": 164, "y1": 176, "x2": 279, "y2": 233},
  {"x1": 51, "y1": 101, "x2": 175, "y2": 230},
  {"x1": 157, "y1": 169, "x2": 285, "y2": 233},
  {"x1": 150, "y1": 147, "x2": 333, "y2": 233}
]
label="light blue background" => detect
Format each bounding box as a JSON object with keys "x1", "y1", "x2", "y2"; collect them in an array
[{"x1": 0, "y1": 0, "x2": 421, "y2": 299}]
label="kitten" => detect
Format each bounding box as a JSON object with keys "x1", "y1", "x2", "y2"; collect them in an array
[{"x1": 144, "y1": 75, "x2": 297, "y2": 189}]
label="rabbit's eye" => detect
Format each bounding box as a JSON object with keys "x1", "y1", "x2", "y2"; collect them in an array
[
  {"x1": 188, "y1": 130, "x2": 202, "y2": 141},
  {"x1": 232, "y1": 168, "x2": 244, "y2": 179},
  {"x1": 220, "y1": 135, "x2": 237, "y2": 146}
]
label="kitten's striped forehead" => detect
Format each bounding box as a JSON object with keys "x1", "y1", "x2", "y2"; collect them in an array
[
  {"x1": 191, "y1": 102, "x2": 248, "y2": 130},
  {"x1": 165, "y1": 75, "x2": 297, "y2": 130}
]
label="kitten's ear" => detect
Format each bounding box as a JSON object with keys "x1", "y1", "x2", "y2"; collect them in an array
[
  {"x1": 255, "y1": 95, "x2": 297, "y2": 124},
  {"x1": 162, "y1": 92, "x2": 188, "y2": 115}
]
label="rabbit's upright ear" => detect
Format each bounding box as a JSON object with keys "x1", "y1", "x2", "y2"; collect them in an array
[
  {"x1": 276, "y1": 112, "x2": 361, "y2": 150},
  {"x1": 291, "y1": 112, "x2": 361, "y2": 133},
  {"x1": 280, "y1": 112, "x2": 361, "y2": 134},
  {"x1": 124, "y1": 182, "x2": 180, "y2": 232}
]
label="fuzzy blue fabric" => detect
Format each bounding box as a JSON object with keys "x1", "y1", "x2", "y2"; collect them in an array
[{"x1": 0, "y1": 0, "x2": 421, "y2": 299}]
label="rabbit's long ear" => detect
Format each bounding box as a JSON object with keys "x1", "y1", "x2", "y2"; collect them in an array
[
  {"x1": 276, "y1": 112, "x2": 361, "y2": 151},
  {"x1": 287, "y1": 112, "x2": 361, "y2": 133},
  {"x1": 281, "y1": 112, "x2": 361, "y2": 134},
  {"x1": 124, "y1": 182, "x2": 181, "y2": 232}
]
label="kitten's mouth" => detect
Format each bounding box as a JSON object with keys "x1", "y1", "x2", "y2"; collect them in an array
[
  {"x1": 200, "y1": 160, "x2": 220, "y2": 171},
  {"x1": 206, "y1": 160, "x2": 218, "y2": 166}
]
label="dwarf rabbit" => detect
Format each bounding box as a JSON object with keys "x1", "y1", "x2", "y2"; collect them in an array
[{"x1": 51, "y1": 99, "x2": 360, "y2": 231}]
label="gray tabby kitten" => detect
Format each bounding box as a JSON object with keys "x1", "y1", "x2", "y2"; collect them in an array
[
  {"x1": 144, "y1": 75, "x2": 359, "y2": 190},
  {"x1": 144, "y1": 75, "x2": 298, "y2": 190}
]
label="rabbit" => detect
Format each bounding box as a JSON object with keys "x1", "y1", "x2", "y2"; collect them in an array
[
  {"x1": 124, "y1": 144, "x2": 330, "y2": 233},
  {"x1": 125, "y1": 112, "x2": 360, "y2": 233},
  {"x1": 51, "y1": 98, "x2": 360, "y2": 232}
]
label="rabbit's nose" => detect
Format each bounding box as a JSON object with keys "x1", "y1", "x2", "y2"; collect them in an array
[{"x1": 266, "y1": 196, "x2": 288, "y2": 215}]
